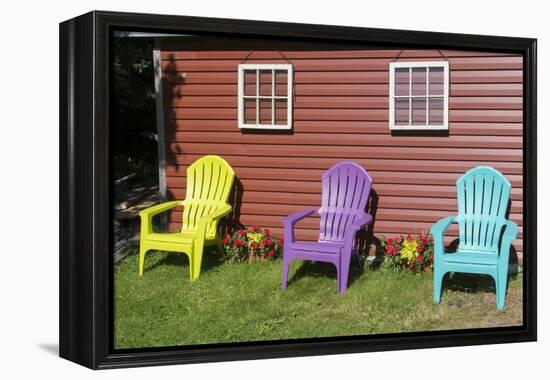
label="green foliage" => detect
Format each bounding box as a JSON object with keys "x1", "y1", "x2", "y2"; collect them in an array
[
  {"x1": 222, "y1": 226, "x2": 283, "y2": 262},
  {"x1": 114, "y1": 249, "x2": 522, "y2": 349},
  {"x1": 111, "y1": 37, "x2": 157, "y2": 181},
  {"x1": 381, "y1": 233, "x2": 434, "y2": 273}
]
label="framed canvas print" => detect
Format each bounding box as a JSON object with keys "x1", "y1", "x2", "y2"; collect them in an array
[{"x1": 59, "y1": 11, "x2": 537, "y2": 369}]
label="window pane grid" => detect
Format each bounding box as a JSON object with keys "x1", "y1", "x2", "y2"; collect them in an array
[
  {"x1": 391, "y1": 63, "x2": 447, "y2": 129},
  {"x1": 242, "y1": 96, "x2": 288, "y2": 99},
  {"x1": 239, "y1": 65, "x2": 291, "y2": 128}
]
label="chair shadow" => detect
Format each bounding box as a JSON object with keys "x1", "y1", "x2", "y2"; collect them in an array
[
  {"x1": 145, "y1": 246, "x2": 224, "y2": 274},
  {"x1": 287, "y1": 258, "x2": 364, "y2": 289},
  {"x1": 441, "y1": 238, "x2": 520, "y2": 294},
  {"x1": 442, "y1": 272, "x2": 498, "y2": 293}
]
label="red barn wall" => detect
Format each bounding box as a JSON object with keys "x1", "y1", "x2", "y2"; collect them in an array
[{"x1": 160, "y1": 37, "x2": 523, "y2": 259}]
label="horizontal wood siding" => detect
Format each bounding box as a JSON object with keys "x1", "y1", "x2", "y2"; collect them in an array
[{"x1": 161, "y1": 38, "x2": 524, "y2": 259}]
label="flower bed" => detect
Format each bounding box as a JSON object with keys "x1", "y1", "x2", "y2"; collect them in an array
[
  {"x1": 381, "y1": 232, "x2": 434, "y2": 273},
  {"x1": 222, "y1": 226, "x2": 283, "y2": 263}
]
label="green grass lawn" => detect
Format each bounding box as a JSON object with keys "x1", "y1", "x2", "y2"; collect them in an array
[{"x1": 114, "y1": 248, "x2": 523, "y2": 349}]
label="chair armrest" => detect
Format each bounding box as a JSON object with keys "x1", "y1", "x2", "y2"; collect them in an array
[
  {"x1": 201, "y1": 204, "x2": 232, "y2": 223},
  {"x1": 196, "y1": 204, "x2": 233, "y2": 235},
  {"x1": 283, "y1": 208, "x2": 319, "y2": 226},
  {"x1": 350, "y1": 213, "x2": 373, "y2": 231},
  {"x1": 344, "y1": 213, "x2": 373, "y2": 242},
  {"x1": 342, "y1": 213, "x2": 373, "y2": 254},
  {"x1": 430, "y1": 216, "x2": 457, "y2": 238},
  {"x1": 430, "y1": 216, "x2": 457, "y2": 260},
  {"x1": 502, "y1": 220, "x2": 518, "y2": 240},
  {"x1": 499, "y1": 220, "x2": 518, "y2": 264},
  {"x1": 282, "y1": 208, "x2": 319, "y2": 244},
  {"x1": 138, "y1": 200, "x2": 184, "y2": 218},
  {"x1": 139, "y1": 200, "x2": 185, "y2": 235}
]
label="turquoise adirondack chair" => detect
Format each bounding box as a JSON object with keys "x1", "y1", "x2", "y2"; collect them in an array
[
  {"x1": 138, "y1": 155, "x2": 235, "y2": 281},
  {"x1": 430, "y1": 166, "x2": 518, "y2": 310}
]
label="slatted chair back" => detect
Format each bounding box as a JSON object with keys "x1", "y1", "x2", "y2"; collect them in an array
[
  {"x1": 456, "y1": 166, "x2": 511, "y2": 253},
  {"x1": 182, "y1": 155, "x2": 235, "y2": 237},
  {"x1": 318, "y1": 162, "x2": 372, "y2": 243}
]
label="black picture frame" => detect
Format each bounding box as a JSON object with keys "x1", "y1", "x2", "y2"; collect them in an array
[{"x1": 59, "y1": 10, "x2": 537, "y2": 369}]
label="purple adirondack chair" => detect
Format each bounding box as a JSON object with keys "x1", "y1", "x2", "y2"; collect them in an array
[{"x1": 282, "y1": 162, "x2": 373, "y2": 293}]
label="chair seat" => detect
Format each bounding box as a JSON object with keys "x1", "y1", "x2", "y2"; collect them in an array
[
  {"x1": 145, "y1": 231, "x2": 200, "y2": 244},
  {"x1": 442, "y1": 251, "x2": 498, "y2": 265},
  {"x1": 290, "y1": 241, "x2": 343, "y2": 254}
]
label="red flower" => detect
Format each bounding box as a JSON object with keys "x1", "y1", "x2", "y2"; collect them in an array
[
  {"x1": 252, "y1": 225, "x2": 260, "y2": 231},
  {"x1": 385, "y1": 245, "x2": 392, "y2": 254},
  {"x1": 233, "y1": 240, "x2": 240, "y2": 247},
  {"x1": 251, "y1": 243, "x2": 259, "y2": 250},
  {"x1": 265, "y1": 229, "x2": 271, "y2": 236},
  {"x1": 280, "y1": 239, "x2": 284, "y2": 245},
  {"x1": 417, "y1": 246, "x2": 425, "y2": 253},
  {"x1": 239, "y1": 229, "x2": 246, "y2": 236},
  {"x1": 387, "y1": 238, "x2": 393, "y2": 245},
  {"x1": 268, "y1": 250, "x2": 275, "y2": 257},
  {"x1": 223, "y1": 236, "x2": 230, "y2": 245},
  {"x1": 416, "y1": 255, "x2": 422, "y2": 262},
  {"x1": 261, "y1": 239, "x2": 272, "y2": 246},
  {"x1": 397, "y1": 235, "x2": 403, "y2": 243}
]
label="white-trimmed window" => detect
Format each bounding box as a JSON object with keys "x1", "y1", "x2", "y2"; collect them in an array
[
  {"x1": 238, "y1": 64, "x2": 293, "y2": 130},
  {"x1": 389, "y1": 61, "x2": 449, "y2": 130}
]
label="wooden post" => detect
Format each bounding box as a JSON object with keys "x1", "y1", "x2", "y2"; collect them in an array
[
  {"x1": 153, "y1": 39, "x2": 167, "y2": 202},
  {"x1": 153, "y1": 39, "x2": 168, "y2": 228}
]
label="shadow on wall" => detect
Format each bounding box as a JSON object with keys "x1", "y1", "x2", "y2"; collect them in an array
[
  {"x1": 356, "y1": 189, "x2": 381, "y2": 260},
  {"x1": 163, "y1": 53, "x2": 181, "y2": 168},
  {"x1": 219, "y1": 177, "x2": 245, "y2": 235}
]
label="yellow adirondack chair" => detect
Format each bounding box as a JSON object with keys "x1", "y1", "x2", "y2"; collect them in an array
[{"x1": 138, "y1": 155, "x2": 235, "y2": 280}]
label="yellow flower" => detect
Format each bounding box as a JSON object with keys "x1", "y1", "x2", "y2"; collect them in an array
[
  {"x1": 246, "y1": 232, "x2": 263, "y2": 244},
  {"x1": 400, "y1": 238, "x2": 418, "y2": 264}
]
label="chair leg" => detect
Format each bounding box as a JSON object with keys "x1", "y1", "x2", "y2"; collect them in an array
[
  {"x1": 496, "y1": 269, "x2": 508, "y2": 311},
  {"x1": 281, "y1": 255, "x2": 292, "y2": 289},
  {"x1": 138, "y1": 244, "x2": 148, "y2": 277},
  {"x1": 434, "y1": 267, "x2": 445, "y2": 304},
  {"x1": 190, "y1": 243, "x2": 202, "y2": 281},
  {"x1": 339, "y1": 259, "x2": 350, "y2": 294},
  {"x1": 335, "y1": 263, "x2": 342, "y2": 293}
]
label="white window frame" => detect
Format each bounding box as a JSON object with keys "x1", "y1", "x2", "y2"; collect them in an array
[
  {"x1": 238, "y1": 64, "x2": 293, "y2": 130},
  {"x1": 388, "y1": 61, "x2": 449, "y2": 130}
]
